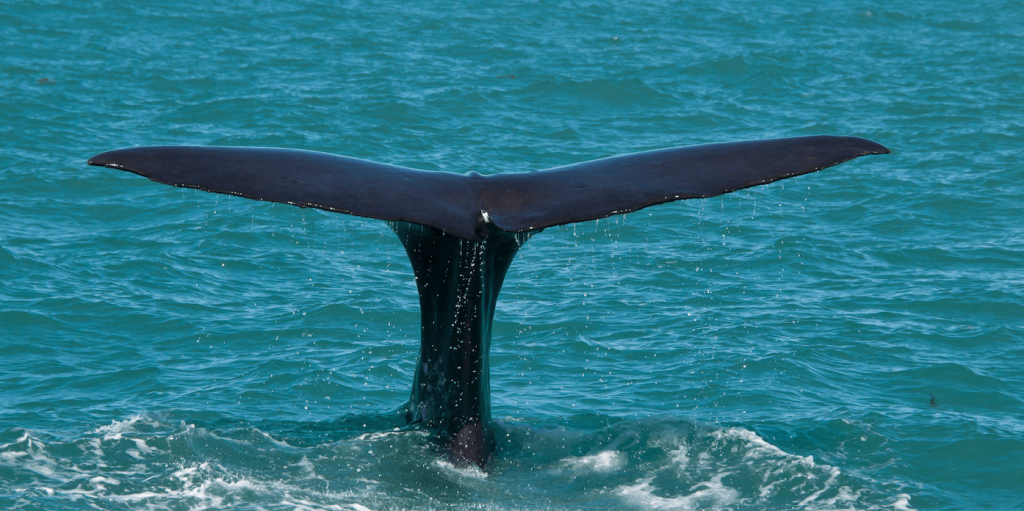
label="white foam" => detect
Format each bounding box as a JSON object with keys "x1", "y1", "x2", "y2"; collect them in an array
[
  {"x1": 560, "y1": 450, "x2": 624, "y2": 473},
  {"x1": 87, "y1": 438, "x2": 105, "y2": 459},
  {"x1": 122, "y1": 436, "x2": 162, "y2": 461},
  {"x1": 292, "y1": 455, "x2": 322, "y2": 479},
  {"x1": 619, "y1": 474, "x2": 739, "y2": 510},
  {"x1": 281, "y1": 497, "x2": 377, "y2": 511},
  {"x1": 0, "y1": 431, "x2": 30, "y2": 449},
  {"x1": 105, "y1": 463, "x2": 267, "y2": 507},
  {"x1": 0, "y1": 417, "x2": 904, "y2": 510},
  {"x1": 800, "y1": 484, "x2": 864, "y2": 510},
  {"x1": 796, "y1": 466, "x2": 842, "y2": 508},
  {"x1": 0, "y1": 431, "x2": 383, "y2": 511},
  {"x1": 720, "y1": 427, "x2": 814, "y2": 467},
  {"x1": 892, "y1": 493, "x2": 915, "y2": 510},
  {"x1": 132, "y1": 437, "x2": 156, "y2": 454},
  {"x1": 12, "y1": 435, "x2": 72, "y2": 483},
  {"x1": 668, "y1": 425, "x2": 873, "y2": 509},
  {"x1": 172, "y1": 462, "x2": 207, "y2": 481},
  {"x1": 356, "y1": 430, "x2": 427, "y2": 442},
  {"x1": 89, "y1": 475, "x2": 120, "y2": 490},
  {"x1": 668, "y1": 445, "x2": 690, "y2": 470},
  {"x1": 92, "y1": 415, "x2": 152, "y2": 441},
  {"x1": 105, "y1": 490, "x2": 167, "y2": 502},
  {"x1": 433, "y1": 459, "x2": 489, "y2": 479},
  {"x1": 258, "y1": 428, "x2": 299, "y2": 449},
  {"x1": 0, "y1": 451, "x2": 28, "y2": 461}
]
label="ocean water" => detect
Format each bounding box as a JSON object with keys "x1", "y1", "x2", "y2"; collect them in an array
[{"x1": 2, "y1": 0, "x2": 1022, "y2": 509}]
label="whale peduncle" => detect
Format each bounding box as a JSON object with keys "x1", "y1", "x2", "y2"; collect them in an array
[{"x1": 390, "y1": 221, "x2": 535, "y2": 466}]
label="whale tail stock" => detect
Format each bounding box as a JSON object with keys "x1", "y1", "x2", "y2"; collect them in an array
[{"x1": 88, "y1": 135, "x2": 889, "y2": 467}]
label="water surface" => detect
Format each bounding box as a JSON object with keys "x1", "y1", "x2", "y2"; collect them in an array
[{"x1": 2, "y1": 0, "x2": 1023, "y2": 509}]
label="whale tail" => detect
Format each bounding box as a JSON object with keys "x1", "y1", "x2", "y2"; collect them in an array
[
  {"x1": 88, "y1": 136, "x2": 889, "y2": 241},
  {"x1": 89, "y1": 135, "x2": 890, "y2": 466}
]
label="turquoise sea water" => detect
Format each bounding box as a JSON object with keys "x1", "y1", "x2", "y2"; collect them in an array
[{"x1": 2, "y1": 0, "x2": 1023, "y2": 509}]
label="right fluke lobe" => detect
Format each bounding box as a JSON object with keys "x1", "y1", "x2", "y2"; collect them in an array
[{"x1": 478, "y1": 135, "x2": 889, "y2": 234}]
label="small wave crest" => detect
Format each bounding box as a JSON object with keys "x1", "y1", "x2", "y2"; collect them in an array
[{"x1": 498, "y1": 417, "x2": 912, "y2": 510}]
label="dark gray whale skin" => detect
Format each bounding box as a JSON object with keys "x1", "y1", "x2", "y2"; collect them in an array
[{"x1": 89, "y1": 135, "x2": 889, "y2": 467}]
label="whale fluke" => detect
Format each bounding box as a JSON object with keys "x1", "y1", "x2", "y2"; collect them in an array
[
  {"x1": 89, "y1": 135, "x2": 889, "y2": 467},
  {"x1": 88, "y1": 136, "x2": 889, "y2": 241}
]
